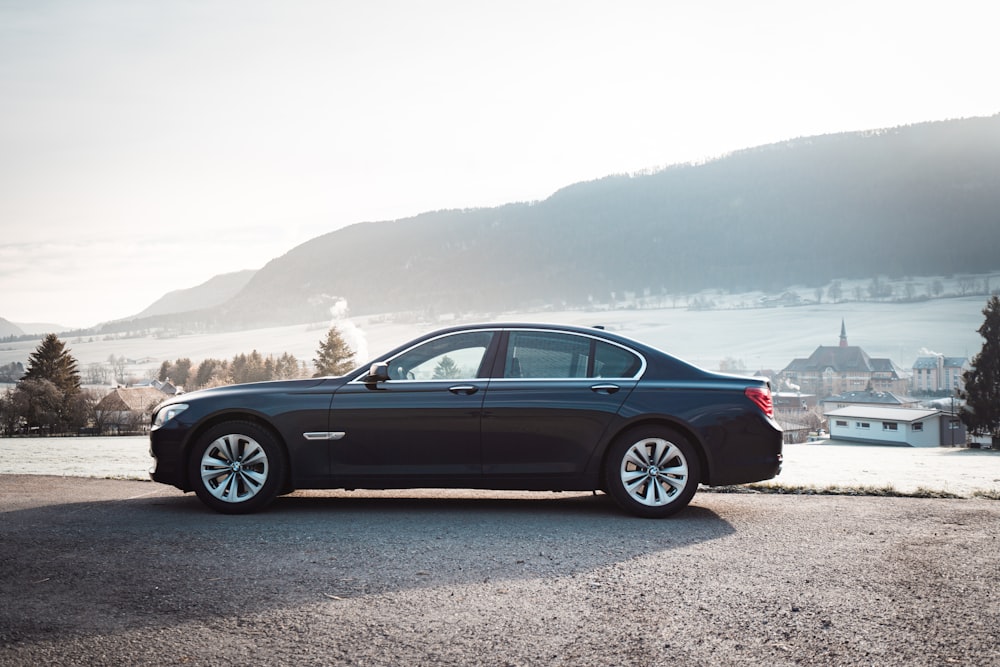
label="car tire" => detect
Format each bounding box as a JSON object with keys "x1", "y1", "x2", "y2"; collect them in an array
[
  {"x1": 188, "y1": 421, "x2": 285, "y2": 514},
  {"x1": 604, "y1": 426, "x2": 701, "y2": 518}
]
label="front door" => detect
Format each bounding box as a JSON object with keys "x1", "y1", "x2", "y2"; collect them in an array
[{"x1": 327, "y1": 330, "x2": 497, "y2": 482}]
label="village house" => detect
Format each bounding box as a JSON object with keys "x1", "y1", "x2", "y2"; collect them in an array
[
  {"x1": 774, "y1": 391, "x2": 819, "y2": 414},
  {"x1": 132, "y1": 379, "x2": 183, "y2": 395},
  {"x1": 771, "y1": 391, "x2": 819, "y2": 444},
  {"x1": 820, "y1": 389, "x2": 920, "y2": 414},
  {"x1": 94, "y1": 386, "x2": 170, "y2": 434},
  {"x1": 825, "y1": 405, "x2": 967, "y2": 447},
  {"x1": 779, "y1": 321, "x2": 907, "y2": 398}
]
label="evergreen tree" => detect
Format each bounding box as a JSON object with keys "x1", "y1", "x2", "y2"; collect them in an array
[
  {"x1": 23, "y1": 334, "x2": 81, "y2": 397},
  {"x1": 274, "y1": 352, "x2": 302, "y2": 380},
  {"x1": 193, "y1": 358, "x2": 229, "y2": 389},
  {"x1": 314, "y1": 326, "x2": 356, "y2": 377},
  {"x1": 16, "y1": 335, "x2": 84, "y2": 433},
  {"x1": 230, "y1": 351, "x2": 269, "y2": 384},
  {"x1": 960, "y1": 295, "x2": 1000, "y2": 445},
  {"x1": 157, "y1": 358, "x2": 192, "y2": 387},
  {"x1": 432, "y1": 355, "x2": 461, "y2": 379}
]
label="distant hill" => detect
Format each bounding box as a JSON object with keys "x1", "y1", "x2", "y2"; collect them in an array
[
  {"x1": 0, "y1": 317, "x2": 24, "y2": 338},
  {"x1": 116, "y1": 115, "x2": 1000, "y2": 332},
  {"x1": 132, "y1": 270, "x2": 257, "y2": 319},
  {"x1": 13, "y1": 322, "x2": 72, "y2": 336}
]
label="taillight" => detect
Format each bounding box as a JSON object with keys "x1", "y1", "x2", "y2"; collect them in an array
[{"x1": 745, "y1": 385, "x2": 774, "y2": 418}]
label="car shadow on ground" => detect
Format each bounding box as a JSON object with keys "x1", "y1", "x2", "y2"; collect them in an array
[{"x1": 0, "y1": 480, "x2": 734, "y2": 645}]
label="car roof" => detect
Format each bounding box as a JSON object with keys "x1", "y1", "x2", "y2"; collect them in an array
[
  {"x1": 415, "y1": 321, "x2": 644, "y2": 346},
  {"x1": 390, "y1": 321, "x2": 705, "y2": 374}
]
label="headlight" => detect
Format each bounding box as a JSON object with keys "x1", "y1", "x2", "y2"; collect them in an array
[{"x1": 152, "y1": 403, "x2": 189, "y2": 429}]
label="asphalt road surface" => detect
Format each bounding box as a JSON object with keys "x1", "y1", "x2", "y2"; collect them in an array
[{"x1": 1, "y1": 475, "x2": 998, "y2": 666}]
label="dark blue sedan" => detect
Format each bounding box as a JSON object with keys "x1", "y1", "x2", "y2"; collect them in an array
[{"x1": 149, "y1": 323, "x2": 782, "y2": 517}]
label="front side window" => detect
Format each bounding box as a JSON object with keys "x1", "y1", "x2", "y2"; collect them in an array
[
  {"x1": 387, "y1": 331, "x2": 493, "y2": 381},
  {"x1": 503, "y1": 331, "x2": 642, "y2": 379}
]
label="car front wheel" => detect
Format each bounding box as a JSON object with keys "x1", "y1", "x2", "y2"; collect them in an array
[
  {"x1": 604, "y1": 426, "x2": 701, "y2": 518},
  {"x1": 188, "y1": 421, "x2": 285, "y2": 514}
]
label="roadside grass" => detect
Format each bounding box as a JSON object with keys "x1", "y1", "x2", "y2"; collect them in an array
[{"x1": 705, "y1": 483, "x2": 971, "y2": 499}]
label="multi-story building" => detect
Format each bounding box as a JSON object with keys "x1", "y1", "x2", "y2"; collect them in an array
[
  {"x1": 911, "y1": 355, "x2": 968, "y2": 394},
  {"x1": 780, "y1": 321, "x2": 907, "y2": 399}
]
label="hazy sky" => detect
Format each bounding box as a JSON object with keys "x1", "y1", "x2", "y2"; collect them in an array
[{"x1": 1, "y1": 0, "x2": 997, "y2": 328}]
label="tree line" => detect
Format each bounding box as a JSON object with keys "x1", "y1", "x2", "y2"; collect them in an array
[
  {"x1": 5, "y1": 312, "x2": 998, "y2": 442},
  {"x1": 156, "y1": 351, "x2": 309, "y2": 390},
  {"x1": 0, "y1": 326, "x2": 357, "y2": 436},
  {"x1": 156, "y1": 325, "x2": 356, "y2": 389}
]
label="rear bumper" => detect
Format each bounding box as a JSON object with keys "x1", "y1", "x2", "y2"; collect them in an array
[{"x1": 706, "y1": 422, "x2": 784, "y2": 486}]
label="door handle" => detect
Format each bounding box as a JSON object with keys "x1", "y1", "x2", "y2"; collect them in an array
[
  {"x1": 449, "y1": 385, "x2": 479, "y2": 395},
  {"x1": 590, "y1": 383, "x2": 620, "y2": 395}
]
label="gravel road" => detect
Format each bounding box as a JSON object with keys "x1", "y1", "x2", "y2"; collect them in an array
[{"x1": 1, "y1": 475, "x2": 998, "y2": 666}]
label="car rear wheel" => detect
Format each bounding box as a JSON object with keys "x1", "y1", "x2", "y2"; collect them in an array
[
  {"x1": 605, "y1": 426, "x2": 701, "y2": 518},
  {"x1": 189, "y1": 421, "x2": 285, "y2": 514}
]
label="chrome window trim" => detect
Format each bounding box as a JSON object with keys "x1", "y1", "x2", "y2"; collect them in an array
[
  {"x1": 347, "y1": 328, "x2": 504, "y2": 385},
  {"x1": 347, "y1": 327, "x2": 647, "y2": 384},
  {"x1": 497, "y1": 327, "x2": 647, "y2": 382}
]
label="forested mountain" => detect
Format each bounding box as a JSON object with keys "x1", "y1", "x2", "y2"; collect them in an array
[
  {"x1": 126, "y1": 115, "x2": 1000, "y2": 331},
  {"x1": 133, "y1": 270, "x2": 257, "y2": 319}
]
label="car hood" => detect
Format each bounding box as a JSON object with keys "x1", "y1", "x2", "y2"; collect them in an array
[{"x1": 154, "y1": 376, "x2": 347, "y2": 411}]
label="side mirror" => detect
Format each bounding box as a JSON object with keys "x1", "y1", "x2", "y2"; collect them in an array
[{"x1": 366, "y1": 362, "x2": 390, "y2": 383}]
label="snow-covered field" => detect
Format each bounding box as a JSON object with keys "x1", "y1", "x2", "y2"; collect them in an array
[
  {"x1": 0, "y1": 295, "x2": 990, "y2": 382},
  {"x1": 1, "y1": 436, "x2": 998, "y2": 498}
]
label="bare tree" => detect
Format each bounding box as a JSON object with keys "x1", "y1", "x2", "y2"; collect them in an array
[
  {"x1": 826, "y1": 280, "x2": 843, "y2": 303},
  {"x1": 718, "y1": 357, "x2": 747, "y2": 372},
  {"x1": 85, "y1": 362, "x2": 111, "y2": 385},
  {"x1": 0, "y1": 388, "x2": 20, "y2": 435},
  {"x1": 108, "y1": 354, "x2": 128, "y2": 385},
  {"x1": 86, "y1": 389, "x2": 113, "y2": 435}
]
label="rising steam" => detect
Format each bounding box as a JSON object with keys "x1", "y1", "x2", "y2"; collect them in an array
[{"x1": 329, "y1": 298, "x2": 369, "y2": 362}]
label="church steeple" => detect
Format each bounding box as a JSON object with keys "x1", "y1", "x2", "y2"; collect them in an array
[{"x1": 839, "y1": 319, "x2": 848, "y2": 348}]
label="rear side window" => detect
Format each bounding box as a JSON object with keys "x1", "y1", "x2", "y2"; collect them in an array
[
  {"x1": 506, "y1": 331, "x2": 590, "y2": 378},
  {"x1": 504, "y1": 331, "x2": 641, "y2": 379},
  {"x1": 594, "y1": 340, "x2": 642, "y2": 378}
]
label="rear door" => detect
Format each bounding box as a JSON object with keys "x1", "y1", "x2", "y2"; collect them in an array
[{"x1": 481, "y1": 329, "x2": 643, "y2": 478}]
